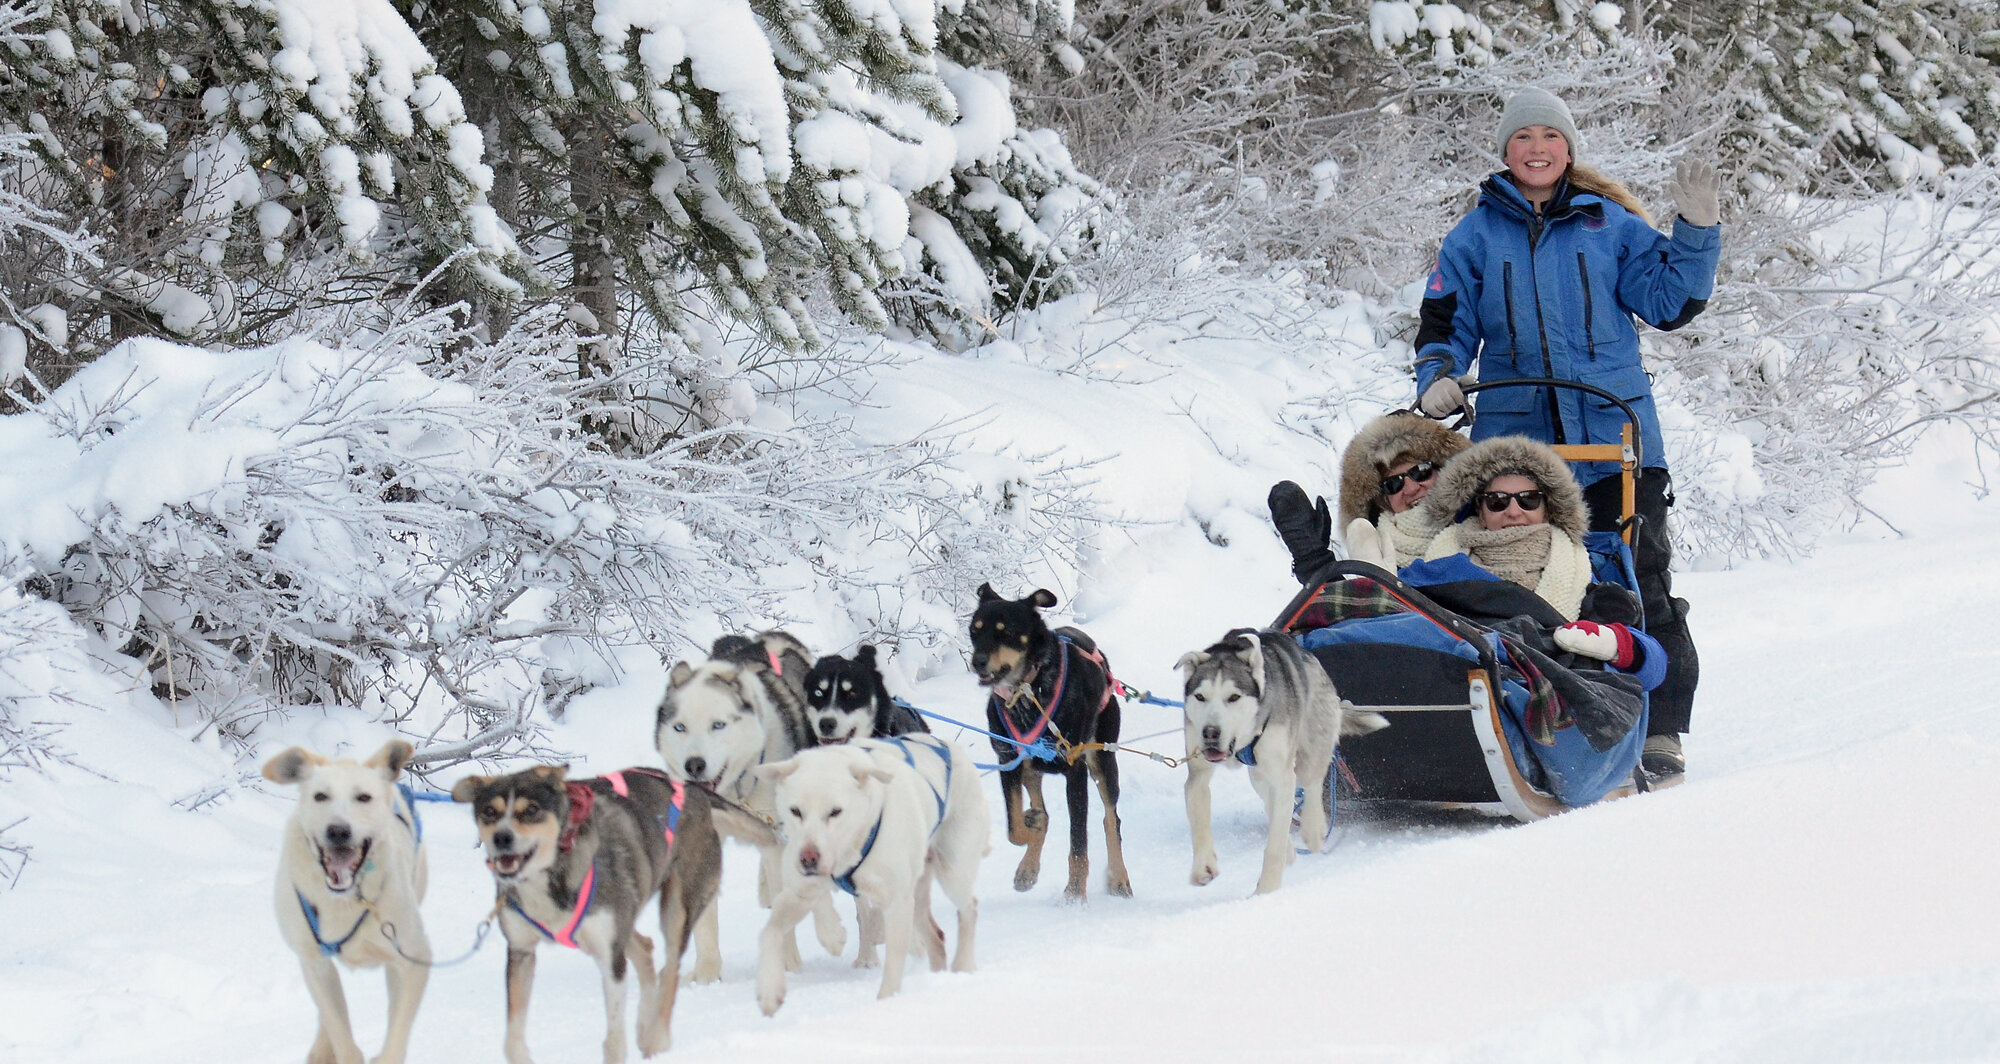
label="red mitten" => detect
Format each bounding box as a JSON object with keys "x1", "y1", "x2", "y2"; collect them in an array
[{"x1": 1554, "y1": 620, "x2": 1636, "y2": 668}]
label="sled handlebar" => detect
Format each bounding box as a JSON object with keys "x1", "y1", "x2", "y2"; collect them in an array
[{"x1": 1450, "y1": 377, "x2": 1645, "y2": 471}]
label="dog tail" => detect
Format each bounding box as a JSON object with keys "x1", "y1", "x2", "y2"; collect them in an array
[
  {"x1": 1341, "y1": 705, "x2": 1392, "y2": 736},
  {"x1": 706, "y1": 793, "x2": 781, "y2": 849}
]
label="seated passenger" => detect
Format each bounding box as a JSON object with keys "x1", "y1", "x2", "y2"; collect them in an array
[{"x1": 1267, "y1": 412, "x2": 1467, "y2": 583}]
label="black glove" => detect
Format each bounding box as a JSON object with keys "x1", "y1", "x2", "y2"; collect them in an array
[{"x1": 1268, "y1": 481, "x2": 1336, "y2": 585}]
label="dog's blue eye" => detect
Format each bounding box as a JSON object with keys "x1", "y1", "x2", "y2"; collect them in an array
[
  {"x1": 711, "y1": 720, "x2": 726, "y2": 731},
  {"x1": 673, "y1": 722, "x2": 686, "y2": 732}
]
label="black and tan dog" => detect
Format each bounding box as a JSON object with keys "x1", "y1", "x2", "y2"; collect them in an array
[
  {"x1": 803, "y1": 644, "x2": 928, "y2": 744},
  {"x1": 969, "y1": 583, "x2": 1131, "y2": 901},
  {"x1": 452, "y1": 765, "x2": 775, "y2": 1063}
]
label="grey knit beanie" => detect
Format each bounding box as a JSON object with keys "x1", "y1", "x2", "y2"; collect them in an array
[{"x1": 1495, "y1": 87, "x2": 1581, "y2": 161}]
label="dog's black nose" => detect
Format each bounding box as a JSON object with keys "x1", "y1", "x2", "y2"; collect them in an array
[
  {"x1": 493, "y1": 828, "x2": 514, "y2": 850},
  {"x1": 971, "y1": 653, "x2": 988, "y2": 672},
  {"x1": 684, "y1": 756, "x2": 707, "y2": 779},
  {"x1": 1201, "y1": 724, "x2": 1221, "y2": 744},
  {"x1": 817, "y1": 718, "x2": 837, "y2": 736},
  {"x1": 325, "y1": 821, "x2": 353, "y2": 848}
]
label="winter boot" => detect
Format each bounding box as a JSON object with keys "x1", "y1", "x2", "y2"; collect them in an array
[
  {"x1": 1641, "y1": 733, "x2": 1685, "y2": 786},
  {"x1": 1268, "y1": 481, "x2": 1335, "y2": 585}
]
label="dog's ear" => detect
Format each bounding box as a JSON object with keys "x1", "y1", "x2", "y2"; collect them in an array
[
  {"x1": 850, "y1": 764, "x2": 895, "y2": 786},
  {"x1": 529, "y1": 764, "x2": 570, "y2": 783},
  {"x1": 976, "y1": 582, "x2": 1001, "y2": 603},
  {"x1": 365, "y1": 739, "x2": 416, "y2": 780},
  {"x1": 450, "y1": 776, "x2": 487, "y2": 803},
  {"x1": 752, "y1": 760, "x2": 801, "y2": 784},
  {"x1": 261, "y1": 746, "x2": 324, "y2": 784},
  {"x1": 668, "y1": 661, "x2": 694, "y2": 688},
  {"x1": 1174, "y1": 650, "x2": 1208, "y2": 675},
  {"x1": 855, "y1": 644, "x2": 877, "y2": 667},
  {"x1": 1238, "y1": 634, "x2": 1266, "y2": 697},
  {"x1": 1029, "y1": 588, "x2": 1057, "y2": 610}
]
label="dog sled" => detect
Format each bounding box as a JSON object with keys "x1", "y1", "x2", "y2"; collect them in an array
[{"x1": 1279, "y1": 379, "x2": 1654, "y2": 822}]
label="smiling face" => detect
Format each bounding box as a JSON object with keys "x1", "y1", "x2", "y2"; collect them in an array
[
  {"x1": 1477, "y1": 473, "x2": 1549, "y2": 531},
  {"x1": 1381, "y1": 458, "x2": 1436, "y2": 515},
  {"x1": 805, "y1": 652, "x2": 880, "y2": 744},
  {"x1": 968, "y1": 584, "x2": 1056, "y2": 692},
  {"x1": 655, "y1": 660, "x2": 766, "y2": 792},
  {"x1": 451, "y1": 765, "x2": 570, "y2": 883},
  {"x1": 1504, "y1": 124, "x2": 1571, "y2": 203},
  {"x1": 263, "y1": 740, "x2": 412, "y2": 894}
]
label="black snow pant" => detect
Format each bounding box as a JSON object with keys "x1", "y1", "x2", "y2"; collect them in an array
[{"x1": 1584, "y1": 468, "x2": 1697, "y2": 736}]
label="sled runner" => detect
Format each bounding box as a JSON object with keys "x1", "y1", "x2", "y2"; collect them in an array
[{"x1": 1282, "y1": 380, "x2": 1652, "y2": 821}]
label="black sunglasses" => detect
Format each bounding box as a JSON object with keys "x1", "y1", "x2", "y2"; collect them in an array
[
  {"x1": 1378, "y1": 462, "x2": 1439, "y2": 497},
  {"x1": 1478, "y1": 489, "x2": 1546, "y2": 514}
]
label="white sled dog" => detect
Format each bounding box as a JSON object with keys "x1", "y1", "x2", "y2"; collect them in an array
[
  {"x1": 1177, "y1": 629, "x2": 1388, "y2": 894},
  {"x1": 752, "y1": 735, "x2": 987, "y2": 1014},
  {"x1": 654, "y1": 630, "x2": 841, "y2": 980},
  {"x1": 263, "y1": 739, "x2": 430, "y2": 1064}
]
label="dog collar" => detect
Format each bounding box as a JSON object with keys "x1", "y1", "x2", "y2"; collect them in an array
[
  {"x1": 831, "y1": 818, "x2": 881, "y2": 897},
  {"x1": 507, "y1": 863, "x2": 598, "y2": 949},
  {"x1": 295, "y1": 887, "x2": 371, "y2": 958}
]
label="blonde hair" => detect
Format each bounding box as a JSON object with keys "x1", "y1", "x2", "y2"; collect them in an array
[{"x1": 1566, "y1": 163, "x2": 1651, "y2": 226}]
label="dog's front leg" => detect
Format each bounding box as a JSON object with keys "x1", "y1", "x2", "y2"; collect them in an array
[
  {"x1": 625, "y1": 932, "x2": 659, "y2": 1058},
  {"x1": 759, "y1": 845, "x2": 806, "y2": 972},
  {"x1": 1184, "y1": 755, "x2": 1220, "y2": 886},
  {"x1": 685, "y1": 899, "x2": 722, "y2": 985},
  {"x1": 1295, "y1": 738, "x2": 1335, "y2": 854},
  {"x1": 756, "y1": 885, "x2": 819, "y2": 1016},
  {"x1": 1061, "y1": 763, "x2": 1091, "y2": 902},
  {"x1": 1011, "y1": 765, "x2": 1049, "y2": 892},
  {"x1": 875, "y1": 891, "x2": 916, "y2": 1000},
  {"x1": 1249, "y1": 746, "x2": 1295, "y2": 895},
  {"x1": 853, "y1": 895, "x2": 883, "y2": 969},
  {"x1": 810, "y1": 890, "x2": 846, "y2": 958},
  {"x1": 1090, "y1": 749, "x2": 1132, "y2": 897},
  {"x1": 591, "y1": 936, "x2": 632, "y2": 1064},
  {"x1": 503, "y1": 946, "x2": 538, "y2": 1064},
  {"x1": 378, "y1": 950, "x2": 430, "y2": 1064},
  {"x1": 297, "y1": 953, "x2": 364, "y2": 1064}
]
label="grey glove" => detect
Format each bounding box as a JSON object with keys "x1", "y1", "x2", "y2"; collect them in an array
[
  {"x1": 1670, "y1": 156, "x2": 1720, "y2": 227},
  {"x1": 1419, "y1": 374, "x2": 1470, "y2": 419}
]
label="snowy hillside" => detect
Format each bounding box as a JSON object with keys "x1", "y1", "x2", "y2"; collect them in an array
[{"x1": 3, "y1": 298, "x2": 1997, "y2": 1063}]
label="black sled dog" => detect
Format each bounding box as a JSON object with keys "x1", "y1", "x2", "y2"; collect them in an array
[{"x1": 969, "y1": 583, "x2": 1131, "y2": 901}]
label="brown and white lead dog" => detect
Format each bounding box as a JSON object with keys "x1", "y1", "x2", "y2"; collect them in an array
[{"x1": 264, "y1": 739, "x2": 430, "y2": 1064}]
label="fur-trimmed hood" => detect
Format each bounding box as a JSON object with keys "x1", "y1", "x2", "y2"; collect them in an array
[
  {"x1": 1417, "y1": 435, "x2": 1589, "y2": 540},
  {"x1": 1337, "y1": 413, "x2": 1472, "y2": 527}
]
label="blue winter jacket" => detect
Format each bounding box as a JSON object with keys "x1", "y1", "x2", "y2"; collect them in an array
[{"x1": 1413, "y1": 174, "x2": 1720, "y2": 486}]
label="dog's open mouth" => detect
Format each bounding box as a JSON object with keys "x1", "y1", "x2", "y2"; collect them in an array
[
  {"x1": 318, "y1": 839, "x2": 371, "y2": 893},
  {"x1": 487, "y1": 846, "x2": 535, "y2": 879},
  {"x1": 1201, "y1": 746, "x2": 1232, "y2": 764}
]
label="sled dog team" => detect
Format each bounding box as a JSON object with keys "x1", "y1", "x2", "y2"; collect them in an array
[{"x1": 263, "y1": 585, "x2": 1386, "y2": 1064}]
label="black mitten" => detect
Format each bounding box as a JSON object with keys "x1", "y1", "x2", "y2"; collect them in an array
[{"x1": 1268, "y1": 481, "x2": 1336, "y2": 585}]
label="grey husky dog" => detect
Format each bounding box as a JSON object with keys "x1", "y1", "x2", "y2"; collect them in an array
[
  {"x1": 655, "y1": 629, "x2": 838, "y2": 980},
  {"x1": 453, "y1": 764, "x2": 777, "y2": 1063},
  {"x1": 1176, "y1": 628, "x2": 1388, "y2": 894}
]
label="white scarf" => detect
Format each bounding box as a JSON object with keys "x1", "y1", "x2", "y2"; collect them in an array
[
  {"x1": 1424, "y1": 520, "x2": 1591, "y2": 621},
  {"x1": 1379, "y1": 507, "x2": 1443, "y2": 571}
]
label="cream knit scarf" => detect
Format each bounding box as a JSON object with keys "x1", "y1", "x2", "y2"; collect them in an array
[
  {"x1": 1380, "y1": 507, "x2": 1441, "y2": 570},
  {"x1": 1424, "y1": 521, "x2": 1591, "y2": 620}
]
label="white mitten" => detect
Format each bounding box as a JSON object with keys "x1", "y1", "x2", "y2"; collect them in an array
[
  {"x1": 1554, "y1": 620, "x2": 1636, "y2": 667},
  {"x1": 1344, "y1": 518, "x2": 1390, "y2": 569}
]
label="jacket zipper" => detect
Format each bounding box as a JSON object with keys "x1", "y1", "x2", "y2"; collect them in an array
[
  {"x1": 1577, "y1": 252, "x2": 1596, "y2": 361},
  {"x1": 1503, "y1": 262, "x2": 1520, "y2": 355},
  {"x1": 1527, "y1": 242, "x2": 1564, "y2": 444}
]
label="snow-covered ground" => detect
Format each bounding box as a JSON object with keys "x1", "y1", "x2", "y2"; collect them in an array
[{"x1": 3, "y1": 301, "x2": 1998, "y2": 1063}]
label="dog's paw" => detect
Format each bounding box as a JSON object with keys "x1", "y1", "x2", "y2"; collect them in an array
[
  {"x1": 853, "y1": 947, "x2": 880, "y2": 969},
  {"x1": 637, "y1": 1026, "x2": 671, "y2": 1059},
  {"x1": 815, "y1": 920, "x2": 846, "y2": 957},
  {"x1": 1190, "y1": 860, "x2": 1218, "y2": 886},
  {"x1": 1106, "y1": 874, "x2": 1133, "y2": 898},
  {"x1": 1012, "y1": 861, "x2": 1041, "y2": 892},
  {"x1": 758, "y1": 985, "x2": 786, "y2": 1017},
  {"x1": 1059, "y1": 886, "x2": 1088, "y2": 905}
]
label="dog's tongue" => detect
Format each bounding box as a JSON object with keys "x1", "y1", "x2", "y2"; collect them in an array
[
  {"x1": 322, "y1": 847, "x2": 364, "y2": 891},
  {"x1": 488, "y1": 852, "x2": 527, "y2": 876},
  {"x1": 992, "y1": 682, "x2": 1015, "y2": 702},
  {"x1": 1202, "y1": 749, "x2": 1229, "y2": 764}
]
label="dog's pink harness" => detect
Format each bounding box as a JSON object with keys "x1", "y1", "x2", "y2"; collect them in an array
[{"x1": 507, "y1": 864, "x2": 597, "y2": 949}]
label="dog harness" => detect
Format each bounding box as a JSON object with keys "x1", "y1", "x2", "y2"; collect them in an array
[
  {"x1": 832, "y1": 737, "x2": 954, "y2": 896},
  {"x1": 601, "y1": 768, "x2": 685, "y2": 847},
  {"x1": 506, "y1": 864, "x2": 598, "y2": 950},
  {"x1": 295, "y1": 888, "x2": 371, "y2": 958},
  {"x1": 992, "y1": 634, "x2": 1114, "y2": 757}
]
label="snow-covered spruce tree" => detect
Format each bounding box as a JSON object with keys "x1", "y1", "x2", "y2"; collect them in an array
[
  {"x1": 407, "y1": 0, "x2": 1095, "y2": 383},
  {"x1": 0, "y1": 0, "x2": 521, "y2": 381}
]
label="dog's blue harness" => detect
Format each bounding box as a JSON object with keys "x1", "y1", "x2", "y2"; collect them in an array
[
  {"x1": 832, "y1": 736, "x2": 954, "y2": 896},
  {"x1": 296, "y1": 888, "x2": 371, "y2": 958}
]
